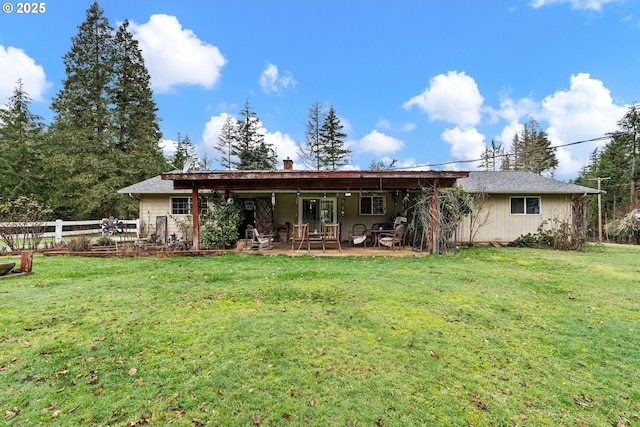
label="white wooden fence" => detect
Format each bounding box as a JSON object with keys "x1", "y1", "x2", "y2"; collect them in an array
[{"x1": 0, "y1": 219, "x2": 140, "y2": 244}]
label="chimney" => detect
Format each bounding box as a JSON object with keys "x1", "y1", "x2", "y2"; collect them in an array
[{"x1": 283, "y1": 157, "x2": 293, "y2": 171}]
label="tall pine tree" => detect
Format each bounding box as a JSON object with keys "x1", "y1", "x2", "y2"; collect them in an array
[
  {"x1": 479, "y1": 140, "x2": 503, "y2": 171},
  {"x1": 46, "y1": 2, "x2": 167, "y2": 218},
  {"x1": 298, "y1": 101, "x2": 325, "y2": 170},
  {"x1": 319, "y1": 106, "x2": 350, "y2": 171},
  {"x1": 504, "y1": 117, "x2": 557, "y2": 176},
  {"x1": 214, "y1": 114, "x2": 236, "y2": 170},
  {"x1": 112, "y1": 20, "x2": 167, "y2": 184},
  {"x1": 231, "y1": 100, "x2": 276, "y2": 170},
  {"x1": 0, "y1": 80, "x2": 45, "y2": 199},
  {"x1": 46, "y1": 1, "x2": 117, "y2": 218}
]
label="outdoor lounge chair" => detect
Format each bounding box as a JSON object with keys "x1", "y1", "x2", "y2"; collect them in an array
[
  {"x1": 246, "y1": 225, "x2": 272, "y2": 250},
  {"x1": 349, "y1": 223, "x2": 368, "y2": 247},
  {"x1": 378, "y1": 224, "x2": 407, "y2": 251}
]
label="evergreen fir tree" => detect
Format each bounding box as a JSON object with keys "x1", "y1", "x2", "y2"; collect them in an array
[
  {"x1": 0, "y1": 80, "x2": 45, "y2": 199},
  {"x1": 231, "y1": 100, "x2": 276, "y2": 170},
  {"x1": 46, "y1": 1, "x2": 117, "y2": 218},
  {"x1": 319, "y1": 106, "x2": 350, "y2": 170},
  {"x1": 113, "y1": 20, "x2": 166, "y2": 169},
  {"x1": 298, "y1": 101, "x2": 325, "y2": 170},
  {"x1": 45, "y1": 2, "x2": 167, "y2": 218},
  {"x1": 479, "y1": 140, "x2": 503, "y2": 171},
  {"x1": 171, "y1": 133, "x2": 195, "y2": 170},
  {"x1": 507, "y1": 117, "x2": 557, "y2": 176},
  {"x1": 215, "y1": 114, "x2": 236, "y2": 170}
]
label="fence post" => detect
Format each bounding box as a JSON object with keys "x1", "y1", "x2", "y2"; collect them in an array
[
  {"x1": 55, "y1": 219, "x2": 63, "y2": 244},
  {"x1": 136, "y1": 218, "x2": 140, "y2": 239}
]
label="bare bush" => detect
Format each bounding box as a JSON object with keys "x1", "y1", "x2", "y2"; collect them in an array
[
  {"x1": 0, "y1": 196, "x2": 52, "y2": 250},
  {"x1": 67, "y1": 236, "x2": 92, "y2": 252}
]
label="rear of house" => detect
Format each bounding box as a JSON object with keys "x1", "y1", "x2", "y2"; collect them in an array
[{"x1": 456, "y1": 171, "x2": 601, "y2": 245}]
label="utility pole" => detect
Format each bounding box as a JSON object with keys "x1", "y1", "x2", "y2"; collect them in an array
[{"x1": 589, "y1": 177, "x2": 610, "y2": 243}]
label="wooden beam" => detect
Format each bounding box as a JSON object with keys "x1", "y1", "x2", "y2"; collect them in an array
[
  {"x1": 430, "y1": 181, "x2": 439, "y2": 255},
  {"x1": 191, "y1": 186, "x2": 200, "y2": 251}
]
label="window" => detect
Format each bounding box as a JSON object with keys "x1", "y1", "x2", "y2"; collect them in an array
[
  {"x1": 171, "y1": 197, "x2": 190, "y2": 215},
  {"x1": 510, "y1": 197, "x2": 540, "y2": 215},
  {"x1": 359, "y1": 195, "x2": 386, "y2": 215},
  {"x1": 170, "y1": 197, "x2": 208, "y2": 215}
]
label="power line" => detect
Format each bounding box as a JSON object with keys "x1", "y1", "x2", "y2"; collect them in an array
[{"x1": 395, "y1": 134, "x2": 612, "y2": 170}]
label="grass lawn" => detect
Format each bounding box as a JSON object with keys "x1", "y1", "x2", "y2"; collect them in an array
[{"x1": 1, "y1": 245, "x2": 639, "y2": 426}]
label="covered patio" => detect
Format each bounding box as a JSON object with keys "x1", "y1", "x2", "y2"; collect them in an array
[{"x1": 161, "y1": 168, "x2": 469, "y2": 255}]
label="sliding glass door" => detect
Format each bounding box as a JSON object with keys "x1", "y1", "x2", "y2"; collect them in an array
[{"x1": 300, "y1": 198, "x2": 336, "y2": 232}]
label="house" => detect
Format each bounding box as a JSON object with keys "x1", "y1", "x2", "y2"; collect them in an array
[
  {"x1": 118, "y1": 166, "x2": 601, "y2": 251},
  {"x1": 118, "y1": 160, "x2": 468, "y2": 253},
  {"x1": 456, "y1": 171, "x2": 602, "y2": 245}
]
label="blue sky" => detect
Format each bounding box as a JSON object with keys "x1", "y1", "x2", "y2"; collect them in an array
[{"x1": 1, "y1": 0, "x2": 640, "y2": 180}]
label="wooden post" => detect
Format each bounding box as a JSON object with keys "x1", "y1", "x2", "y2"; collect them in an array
[
  {"x1": 20, "y1": 250, "x2": 34, "y2": 273},
  {"x1": 191, "y1": 186, "x2": 200, "y2": 251},
  {"x1": 430, "y1": 181, "x2": 439, "y2": 255},
  {"x1": 589, "y1": 177, "x2": 610, "y2": 244}
]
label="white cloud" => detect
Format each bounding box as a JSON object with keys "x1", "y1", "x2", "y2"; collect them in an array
[
  {"x1": 403, "y1": 71, "x2": 484, "y2": 127},
  {"x1": 491, "y1": 93, "x2": 538, "y2": 123},
  {"x1": 160, "y1": 138, "x2": 178, "y2": 157},
  {"x1": 497, "y1": 120, "x2": 524, "y2": 150},
  {"x1": 259, "y1": 62, "x2": 297, "y2": 94},
  {"x1": 376, "y1": 117, "x2": 391, "y2": 129},
  {"x1": 356, "y1": 130, "x2": 405, "y2": 156},
  {"x1": 263, "y1": 129, "x2": 298, "y2": 167},
  {"x1": 530, "y1": 0, "x2": 622, "y2": 10},
  {"x1": 0, "y1": 45, "x2": 50, "y2": 102},
  {"x1": 201, "y1": 113, "x2": 298, "y2": 169},
  {"x1": 376, "y1": 117, "x2": 416, "y2": 132},
  {"x1": 441, "y1": 126, "x2": 486, "y2": 163},
  {"x1": 201, "y1": 112, "x2": 232, "y2": 150},
  {"x1": 129, "y1": 14, "x2": 227, "y2": 93},
  {"x1": 540, "y1": 73, "x2": 627, "y2": 177}
]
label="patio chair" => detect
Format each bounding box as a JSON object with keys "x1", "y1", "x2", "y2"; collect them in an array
[
  {"x1": 349, "y1": 223, "x2": 368, "y2": 247},
  {"x1": 246, "y1": 225, "x2": 272, "y2": 250},
  {"x1": 393, "y1": 216, "x2": 408, "y2": 227},
  {"x1": 378, "y1": 224, "x2": 407, "y2": 251},
  {"x1": 292, "y1": 223, "x2": 310, "y2": 252},
  {"x1": 322, "y1": 223, "x2": 341, "y2": 252}
]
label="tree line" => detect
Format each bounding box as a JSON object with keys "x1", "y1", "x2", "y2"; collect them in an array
[{"x1": 0, "y1": 1, "x2": 351, "y2": 220}]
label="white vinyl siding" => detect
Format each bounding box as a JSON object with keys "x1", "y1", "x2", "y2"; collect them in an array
[{"x1": 458, "y1": 194, "x2": 572, "y2": 244}]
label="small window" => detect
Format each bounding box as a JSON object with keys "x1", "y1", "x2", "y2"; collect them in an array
[
  {"x1": 171, "y1": 197, "x2": 209, "y2": 215},
  {"x1": 171, "y1": 197, "x2": 190, "y2": 215},
  {"x1": 510, "y1": 197, "x2": 540, "y2": 215},
  {"x1": 360, "y1": 195, "x2": 386, "y2": 215}
]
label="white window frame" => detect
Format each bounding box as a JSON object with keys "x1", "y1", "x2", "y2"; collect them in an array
[
  {"x1": 171, "y1": 197, "x2": 191, "y2": 216},
  {"x1": 359, "y1": 195, "x2": 386, "y2": 216},
  {"x1": 510, "y1": 196, "x2": 541, "y2": 215}
]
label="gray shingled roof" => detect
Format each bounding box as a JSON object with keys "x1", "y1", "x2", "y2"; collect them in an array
[
  {"x1": 118, "y1": 171, "x2": 602, "y2": 195},
  {"x1": 457, "y1": 171, "x2": 602, "y2": 194},
  {"x1": 118, "y1": 175, "x2": 188, "y2": 194}
]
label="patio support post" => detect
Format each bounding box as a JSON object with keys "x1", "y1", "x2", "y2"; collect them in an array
[
  {"x1": 191, "y1": 186, "x2": 200, "y2": 250},
  {"x1": 430, "y1": 181, "x2": 439, "y2": 255}
]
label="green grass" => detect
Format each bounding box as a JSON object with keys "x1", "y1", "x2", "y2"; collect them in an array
[{"x1": 1, "y1": 245, "x2": 639, "y2": 426}]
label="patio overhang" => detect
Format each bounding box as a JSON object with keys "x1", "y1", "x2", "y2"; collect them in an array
[
  {"x1": 161, "y1": 170, "x2": 469, "y2": 191},
  {"x1": 161, "y1": 170, "x2": 470, "y2": 253}
]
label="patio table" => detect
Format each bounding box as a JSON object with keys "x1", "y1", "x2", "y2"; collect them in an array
[{"x1": 368, "y1": 228, "x2": 394, "y2": 247}]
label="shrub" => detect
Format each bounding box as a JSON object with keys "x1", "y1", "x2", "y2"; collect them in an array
[
  {"x1": 0, "y1": 196, "x2": 52, "y2": 250},
  {"x1": 200, "y1": 196, "x2": 244, "y2": 249},
  {"x1": 96, "y1": 236, "x2": 113, "y2": 246},
  {"x1": 509, "y1": 218, "x2": 584, "y2": 251},
  {"x1": 67, "y1": 236, "x2": 92, "y2": 252}
]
